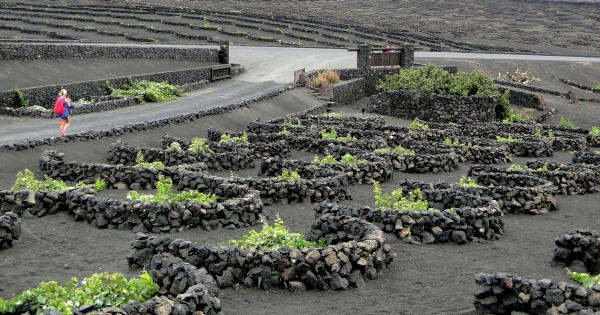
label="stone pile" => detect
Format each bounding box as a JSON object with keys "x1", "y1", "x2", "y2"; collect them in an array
[
  {"x1": 574, "y1": 152, "x2": 600, "y2": 165},
  {"x1": 0, "y1": 212, "x2": 20, "y2": 250},
  {"x1": 474, "y1": 272, "x2": 600, "y2": 315},
  {"x1": 314, "y1": 201, "x2": 504, "y2": 244},
  {"x1": 553, "y1": 229, "x2": 600, "y2": 275},
  {"x1": 128, "y1": 214, "x2": 391, "y2": 292},
  {"x1": 108, "y1": 140, "x2": 255, "y2": 171}
]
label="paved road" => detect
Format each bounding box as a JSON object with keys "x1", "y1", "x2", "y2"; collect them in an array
[{"x1": 2, "y1": 45, "x2": 600, "y2": 145}]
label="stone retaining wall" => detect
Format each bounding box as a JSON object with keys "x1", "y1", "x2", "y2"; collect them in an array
[
  {"x1": 1, "y1": 67, "x2": 213, "y2": 109},
  {"x1": 128, "y1": 214, "x2": 391, "y2": 292},
  {"x1": 367, "y1": 90, "x2": 496, "y2": 123},
  {"x1": 0, "y1": 96, "x2": 140, "y2": 118},
  {"x1": 573, "y1": 152, "x2": 600, "y2": 165},
  {"x1": 474, "y1": 272, "x2": 600, "y2": 314},
  {"x1": 497, "y1": 86, "x2": 545, "y2": 110},
  {"x1": 553, "y1": 229, "x2": 600, "y2": 275},
  {"x1": 0, "y1": 43, "x2": 218, "y2": 62},
  {"x1": 314, "y1": 201, "x2": 504, "y2": 244},
  {"x1": 0, "y1": 212, "x2": 20, "y2": 250},
  {"x1": 108, "y1": 140, "x2": 255, "y2": 171},
  {"x1": 332, "y1": 78, "x2": 366, "y2": 106}
]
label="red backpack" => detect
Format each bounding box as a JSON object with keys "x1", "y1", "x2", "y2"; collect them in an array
[{"x1": 54, "y1": 97, "x2": 65, "y2": 115}]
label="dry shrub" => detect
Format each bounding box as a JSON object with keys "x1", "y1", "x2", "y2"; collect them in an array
[{"x1": 311, "y1": 68, "x2": 340, "y2": 87}]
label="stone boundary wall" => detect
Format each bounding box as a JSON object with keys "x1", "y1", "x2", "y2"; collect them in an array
[
  {"x1": 497, "y1": 86, "x2": 545, "y2": 110},
  {"x1": 1, "y1": 67, "x2": 214, "y2": 109},
  {"x1": 397, "y1": 179, "x2": 558, "y2": 215},
  {"x1": 0, "y1": 86, "x2": 303, "y2": 152},
  {"x1": 398, "y1": 138, "x2": 512, "y2": 165},
  {"x1": 473, "y1": 272, "x2": 599, "y2": 315},
  {"x1": 259, "y1": 156, "x2": 391, "y2": 185},
  {"x1": 0, "y1": 96, "x2": 140, "y2": 118},
  {"x1": 493, "y1": 134, "x2": 554, "y2": 157},
  {"x1": 470, "y1": 163, "x2": 597, "y2": 195},
  {"x1": 332, "y1": 78, "x2": 366, "y2": 107},
  {"x1": 0, "y1": 187, "x2": 263, "y2": 233},
  {"x1": 526, "y1": 160, "x2": 600, "y2": 185},
  {"x1": 366, "y1": 90, "x2": 496, "y2": 123},
  {"x1": 160, "y1": 134, "x2": 292, "y2": 159},
  {"x1": 314, "y1": 201, "x2": 504, "y2": 244},
  {"x1": 553, "y1": 229, "x2": 600, "y2": 275},
  {"x1": 0, "y1": 212, "x2": 20, "y2": 250},
  {"x1": 573, "y1": 152, "x2": 600, "y2": 165},
  {"x1": 493, "y1": 79, "x2": 568, "y2": 97},
  {"x1": 0, "y1": 43, "x2": 218, "y2": 62},
  {"x1": 264, "y1": 113, "x2": 386, "y2": 127},
  {"x1": 108, "y1": 140, "x2": 256, "y2": 171},
  {"x1": 128, "y1": 214, "x2": 392, "y2": 291}
]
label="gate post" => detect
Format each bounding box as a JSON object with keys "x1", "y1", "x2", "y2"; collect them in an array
[
  {"x1": 400, "y1": 46, "x2": 414, "y2": 68},
  {"x1": 357, "y1": 44, "x2": 371, "y2": 71},
  {"x1": 218, "y1": 40, "x2": 229, "y2": 64}
]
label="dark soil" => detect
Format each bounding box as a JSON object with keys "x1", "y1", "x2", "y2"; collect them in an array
[{"x1": 1, "y1": 1, "x2": 600, "y2": 314}]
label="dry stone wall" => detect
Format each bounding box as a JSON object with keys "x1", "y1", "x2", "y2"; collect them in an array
[
  {"x1": 128, "y1": 214, "x2": 391, "y2": 292},
  {"x1": 367, "y1": 90, "x2": 496, "y2": 123},
  {"x1": 553, "y1": 229, "x2": 600, "y2": 275},
  {"x1": 160, "y1": 134, "x2": 291, "y2": 159},
  {"x1": 474, "y1": 272, "x2": 600, "y2": 315},
  {"x1": 0, "y1": 212, "x2": 20, "y2": 250}
]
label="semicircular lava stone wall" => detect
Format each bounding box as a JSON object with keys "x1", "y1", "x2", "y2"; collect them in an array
[
  {"x1": 160, "y1": 134, "x2": 292, "y2": 159},
  {"x1": 473, "y1": 272, "x2": 600, "y2": 315},
  {"x1": 553, "y1": 229, "x2": 600, "y2": 275},
  {"x1": 314, "y1": 201, "x2": 504, "y2": 244},
  {"x1": 128, "y1": 214, "x2": 391, "y2": 292},
  {"x1": 0, "y1": 212, "x2": 20, "y2": 250}
]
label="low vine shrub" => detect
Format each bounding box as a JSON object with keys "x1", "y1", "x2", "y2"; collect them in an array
[
  {"x1": 12, "y1": 169, "x2": 71, "y2": 191},
  {"x1": 559, "y1": 117, "x2": 576, "y2": 129},
  {"x1": 134, "y1": 152, "x2": 165, "y2": 169},
  {"x1": 111, "y1": 78, "x2": 184, "y2": 103},
  {"x1": 314, "y1": 153, "x2": 367, "y2": 164},
  {"x1": 126, "y1": 175, "x2": 216, "y2": 203},
  {"x1": 457, "y1": 176, "x2": 482, "y2": 188},
  {"x1": 0, "y1": 271, "x2": 158, "y2": 315},
  {"x1": 229, "y1": 216, "x2": 324, "y2": 250},
  {"x1": 277, "y1": 170, "x2": 301, "y2": 181},
  {"x1": 496, "y1": 136, "x2": 523, "y2": 143},
  {"x1": 320, "y1": 128, "x2": 356, "y2": 141},
  {"x1": 219, "y1": 132, "x2": 248, "y2": 143},
  {"x1": 373, "y1": 181, "x2": 430, "y2": 211},
  {"x1": 567, "y1": 269, "x2": 600, "y2": 289},
  {"x1": 189, "y1": 137, "x2": 213, "y2": 153},
  {"x1": 589, "y1": 126, "x2": 600, "y2": 137}
]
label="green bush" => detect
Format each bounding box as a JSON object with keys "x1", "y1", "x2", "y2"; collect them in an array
[
  {"x1": 373, "y1": 181, "x2": 430, "y2": 211},
  {"x1": 12, "y1": 87, "x2": 29, "y2": 108},
  {"x1": 111, "y1": 79, "x2": 184, "y2": 103},
  {"x1": 277, "y1": 170, "x2": 301, "y2": 181},
  {"x1": 283, "y1": 120, "x2": 301, "y2": 127},
  {"x1": 189, "y1": 137, "x2": 213, "y2": 154},
  {"x1": 278, "y1": 127, "x2": 290, "y2": 135},
  {"x1": 559, "y1": 117, "x2": 576, "y2": 129},
  {"x1": 508, "y1": 164, "x2": 528, "y2": 171},
  {"x1": 593, "y1": 84, "x2": 600, "y2": 92},
  {"x1": 229, "y1": 216, "x2": 323, "y2": 250},
  {"x1": 567, "y1": 269, "x2": 600, "y2": 288},
  {"x1": 377, "y1": 64, "x2": 512, "y2": 120},
  {"x1": 340, "y1": 153, "x2": 368, "y2": 164},
  {"x1": 12, "y1": 169, "x2": 71, "y2": 191},
  {"x1": 457, "y1": 176, "x2": 481, "y2": 188},
  {"x1": 393, "y1": 146, "x2": 416, "y2": 155},
  {"x1": 320, "y1": 128, "x2": 356, "y2": 141},
  {"x1": 219, "y1": 132, "x2": 248, "y2": 143},
  {"x1": 166, "y1": 141, "x2": 182, "y2": 151},
  {"x1": 0, "y1": 271, "x2": 158, "y2": 315},
  {"x1": 409, "y1": 119, "x2": 429, "y2": 130},
  {"x1": 496, "y1": 136, "x2": 523, "y2": 143},
  {"x1": 93, "y1": 179, "x2": 106, "y2": 191},
  {"x1": 589, "y1": 126, "x2": 600, "y2": 137},
  {"x1": 126, "y1": 175, "x2": 216, "y2": 203},
  {"x1": 134, "y1": 152, "x2": 165, "y2": 169}
]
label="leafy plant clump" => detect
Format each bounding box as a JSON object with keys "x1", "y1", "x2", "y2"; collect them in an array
[
  {"x1": 409, "y1": 119, "x2": 429, "y2": 130},
  {"x1": 377, "y1": 64, "x2": 512, "y2": 120},
  {"x1": 340, "y1": 153, "x2": 368, "y2": 164},
  {"x1": 593, "y1": 84, "x2": 600, "y2": 92},
  {"x1": 310, "y1": 68, "x2": 340, "y2": 88},
  {"x1": 278, "y1": 127, "x2": 290, "y2": 135},
  {"x1": 126, "y1": 175, "x2": 216, "y2": 203},
  {"x1": 277, "y1": 170, "x2": 301, "y2": 181},
  {"x1": 219, "y1": 132, "x2": 248, "y2": 143},
  {"x1": 12, "y1": 169, "x2": 71, "y2": 191},
  {"x1": 111, "y1": 78, "x2": 184, "y2": 103},
  {"x1": 12, "y1": 87, "x2": 29, "y2": 108},
  {"x1": 496, "y1": 136, "x2": 523, "y2": 143},
  {"x1": 588, "y1": 126, "x2": 600, "y2": 137},
  {"x1": 559, "y1": 117, "x2": 576, "y2": 129},
  {"x1": 373, "y1": 181, "x2": 430, "y2": 211},
  {"x1": 229, "y1": 216, "x2": 322, "y2": 250},
  {"x1": 567, "y1": 269, "x2": 600, "y2": 289},
  {"x1": 320, "y1": 128, "x2": 356, "y2": 141},
  {"x1": 166, "y1": 141, "x2": 182, "y2": 151},
  {"x1": 0, "y1": 271, "x2": 158, "y2": 315},
  {"x1": 503, "y1": 113, "x2": 531, "y2": 124},
  {"x1": 508, "y1": 164, "x2": 528, "y2": 171},
  {"x1": 283, "y1": 120, "x2": 301, "y2": 127},
  {"x1": 76, "y1": 178, "x2": 106, "y2": 191},
  {"x1": 457, "y1": 176, "x2": 482, "y2": 188},
  {"x1": 134, "y1": 152, "x2": 165, "y2": 169},
  {"x1": 188, "y1": 137, "x2": 213, "y2": 154}
]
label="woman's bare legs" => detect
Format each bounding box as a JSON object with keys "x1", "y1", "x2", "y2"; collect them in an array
[
  {"x1": 63, "y1": 117, "x2": 71, "y2": 135},
  {"x1": 59, "y1": 118, "x2": 66, "y2": 136}
]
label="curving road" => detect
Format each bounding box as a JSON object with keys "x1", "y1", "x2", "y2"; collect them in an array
[{"x1": 1, "y1": 44, "x2": 600, "y2": 145}]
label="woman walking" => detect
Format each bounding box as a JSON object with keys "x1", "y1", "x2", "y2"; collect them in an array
[{"x1": 56, "y1": 89, "x2": 72, "y2": 136}]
